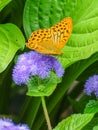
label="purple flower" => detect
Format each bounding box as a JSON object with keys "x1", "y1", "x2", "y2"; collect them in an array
[
  {"x1": 12, "y1": 51, "x2": 64, "y2": 85},
  {"x1": 84, "y1": 75, "x2": 98, "y2": 97},
  {"x1": 0, "y1": 118, "x2": 30, "y2": 130}
]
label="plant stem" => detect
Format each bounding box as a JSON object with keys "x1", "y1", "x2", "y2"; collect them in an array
[{"x1": 41, "y1": 96, "x2": 52, "y2": 130}]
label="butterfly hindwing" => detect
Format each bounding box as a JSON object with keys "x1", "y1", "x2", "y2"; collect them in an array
[{"x1": 50, "y1": 18, "x2": 72, "y2": 49}]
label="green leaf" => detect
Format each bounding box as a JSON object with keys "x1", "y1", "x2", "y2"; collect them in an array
[
  {"x1": 84, "y1": 100, "x2": 98, "y2": 114},
  {"x1": 23, "y1": 0, "x2": 98, "y2": 97},
  {"x1": 27, "y1": 73, "x2": 61, "y2": 96},
  {"x1": 93, "y1": 125, "x2": 98, "y2": 130},
  {"x1": 0, "y1": 23, "x2": 25, "y2": 73},
  {"x1": 23, "y1": 0, "x2": 98, "y2": 69},
  {"x1": 83, "y1": 117, "x2": 98, "y2": 130},
  {"x1": 53, "y1": 114, "x2": 94, "y2": 130},
  {"x1": 8, "y1": 0, "x2": 26, "y2": 27},
  {"x1": 0, "y1": 0, "x2": 11, "y2": 11}
]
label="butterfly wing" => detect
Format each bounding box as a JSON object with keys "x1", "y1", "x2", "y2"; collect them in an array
[
  {"x1": 26, "y1": 17, "x2": 72, "y2": 54},
  {"x1": 50, "y1": 17, "x2": 72, "y2": 50},
  {"x1": 26, "y1": 29, "x2": 59, "y2": 54}
]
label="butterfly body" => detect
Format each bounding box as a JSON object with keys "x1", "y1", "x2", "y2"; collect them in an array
[{"x1": 26, "y1": 17, "x2": 72, "y2": 54}]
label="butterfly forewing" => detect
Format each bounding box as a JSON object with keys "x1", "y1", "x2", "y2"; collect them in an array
[
  {"x1": 26, "y1": 17, "x2": 72, "y2": 54},
  {"x1": 26, "y1": 29, "x2": 57, "y2": 54}
]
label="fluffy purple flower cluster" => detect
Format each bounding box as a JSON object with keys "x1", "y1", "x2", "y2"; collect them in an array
[
  {"x1": 0, "y1": 118, "x2": 30, "y2": 130},
  {"x1": 12, "y1": 51, "x2": 64, "y2": 85},
  {"x1": 84, "y1": 75, "x2": 98, "y2": 97}
]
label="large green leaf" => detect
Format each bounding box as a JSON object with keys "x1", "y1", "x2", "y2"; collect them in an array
[
  {"x1": 23, "y1": 0, "x2": 98, "y2": 96},
  {"x1": 0, "y1": 0, "x2": 11, "y2": 11},
  {"x1": 23, "y1": 0, "x2": 98, "y2": 69},
  {"x1": 53, "y1": 114, "x2": 94, "y2": 130},
  {"x1": 23, "y1": 0, "x2": 98, "y2": 97},
  {"x1": 0, "y1": 23, "x2": 25, "y2": 73}
]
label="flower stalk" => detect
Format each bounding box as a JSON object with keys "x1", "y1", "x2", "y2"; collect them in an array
[{"x1": 41, "y1": 96, "x2": 52, "y2": 130}]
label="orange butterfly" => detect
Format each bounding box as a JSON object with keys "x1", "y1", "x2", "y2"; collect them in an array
[{"x1": 26, "y1": 17, "x2": 72, "y2": 54}]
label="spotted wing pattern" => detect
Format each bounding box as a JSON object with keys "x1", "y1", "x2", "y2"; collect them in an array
[{"x1": 26, "y1": 17, "x2": 72, "y2": 54}]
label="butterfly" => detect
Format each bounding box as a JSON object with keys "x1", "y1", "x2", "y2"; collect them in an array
[{"x1": 26, "y1": 17, "x2": 72, "y2": 55}]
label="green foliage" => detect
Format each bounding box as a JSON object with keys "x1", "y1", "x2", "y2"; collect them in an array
[
  {"x1": 93, "y1": 125, "x2": 98, "y2": 130},
  {"x1": 84, "y1": 100, "x2": 98, "y2": 114},
  {"x1": 8, "y1": 0, "x2": 26, "y2": 27},
  {"x1": 83, "y1": 117, "x2": 98, "y2": 130},
  {"x1": 27, "y1": 73, "x2": 61, "y2": 96},
  {"x1": 0, "y1": 0, "x2": 11, "y2": 11},
  {"x1": 24, "y1": 0, "x2": 98, "y2": 69},
  {"x1": 0, "y1": 23, "x2": 25, "y2": 73},
  {"x1": 53, "y1": 114, "x2": 94, "y2": 130},
  {"x1": 1, "y1": 0, "x2": 98, "y2": 130},
  {"x1": 22, "y1": 0, "x2": 98, "y2": 129}
]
